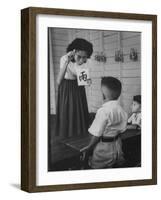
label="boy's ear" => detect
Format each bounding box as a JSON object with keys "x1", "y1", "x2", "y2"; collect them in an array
[{"x1": 102, "y1": 93, "x2": 106, "y2": 100}]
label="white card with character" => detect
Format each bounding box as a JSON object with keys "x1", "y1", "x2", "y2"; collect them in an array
[{"x1": 76, "y1": 68, "x2": 91, "y2": 86}]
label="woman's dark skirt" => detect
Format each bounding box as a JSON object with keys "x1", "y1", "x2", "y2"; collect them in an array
[{"x1": 55, "y1": 79, "x2": 90, "y2": 139}]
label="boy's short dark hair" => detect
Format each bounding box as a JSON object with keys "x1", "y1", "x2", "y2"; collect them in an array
[
  {"x1": 133, "y1": 95, "x2": 141, "y2": 104},
  {"x1": 101, "y1": 77, "x2": 122, "y2": 100},
  {"x1": 66, "y1": 38, "x2": 93, "y2": 58}
]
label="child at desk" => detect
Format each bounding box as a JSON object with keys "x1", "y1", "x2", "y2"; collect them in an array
[
  {"x1": 81, "y1": 77, "x2": 128, "y2": 169},
  {"x1": 127, "y1": 95, "x2": 141, "y2": 130}
]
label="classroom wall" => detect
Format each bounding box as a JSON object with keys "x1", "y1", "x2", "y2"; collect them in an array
[
  {"x1": 50, "y1": 28, "x2": 141, "y2": 115},
  {"x1": 121, "y1": 32, "x2": 141, "y2": 114}
]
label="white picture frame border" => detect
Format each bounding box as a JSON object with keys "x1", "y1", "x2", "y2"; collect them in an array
[{"x1": 36, "y1": 14, "x2": 152, "y2": 186}]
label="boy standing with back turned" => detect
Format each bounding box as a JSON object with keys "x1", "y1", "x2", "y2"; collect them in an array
[{"x1": 82, "y1": 77, "x2": 128, "y2": 169}]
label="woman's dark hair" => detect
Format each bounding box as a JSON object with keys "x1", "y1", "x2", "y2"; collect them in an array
[
  {"x1": 66, "y1": 38, "x2": 93, "y2": 58},
  {"x1": 101, "y1": 77, "x2": 122, "y2": 100}
]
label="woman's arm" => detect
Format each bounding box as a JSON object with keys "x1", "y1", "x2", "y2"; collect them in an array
[
  {"x1": 56, "y1": 59, "x2": 69, "y2": 86},
  {"x1": 57, "y1": 50, "x2": 76, "y2": 86}
]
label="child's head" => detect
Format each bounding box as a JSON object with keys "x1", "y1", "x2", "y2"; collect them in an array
[
  {"x1": 131, "y1": 95, "x2": 141, "y2": 113},
  {"x1": 101, "y1": 77, "x2": 122, "y2": 101},
  {"x1": 66, "y1": 38, "x2": 93, "y2": 65}
]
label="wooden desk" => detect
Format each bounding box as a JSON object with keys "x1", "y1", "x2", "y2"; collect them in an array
[
  {"x1": 61, "y1": 129, "x2": 141, "y2": 152},
  {"x1": 61, "y1": 129, "x2": 141, "y2": 168},
  {"x1": 121, "y1": 129, "x2": 141, "y2": 140},
  {"x1": 49, "y1": 129, "x2": 141, "y2": 171},
  {"x1": 122, "y1": 129, "x2": 141, "y2": 167},
  {"x1": 48, "y1": 142, "x2": 81, "y2": 171}
]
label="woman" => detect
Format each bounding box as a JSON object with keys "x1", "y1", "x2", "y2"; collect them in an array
[{"x1": 55, "y1": 38, "x2": 93, "y2": 139}]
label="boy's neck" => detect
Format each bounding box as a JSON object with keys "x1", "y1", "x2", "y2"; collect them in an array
[{"x1": 103, "y1": 98, "x2": 115, "y2": 104}]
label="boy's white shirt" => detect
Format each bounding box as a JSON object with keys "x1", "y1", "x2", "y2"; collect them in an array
[
  {"x1": 88, "y1": 100, "x2": 128, "y2": 137},
  {"x1": 60, "y1": 55, "x2": 90, "y2": 80},
  {"x1": 128, "y1": 113, "x2": 141, "y2": 127}
]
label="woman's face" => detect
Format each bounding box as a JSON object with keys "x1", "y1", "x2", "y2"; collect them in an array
[{"x1": 74, "y1": 50, "x2": 88, "y2": 65}]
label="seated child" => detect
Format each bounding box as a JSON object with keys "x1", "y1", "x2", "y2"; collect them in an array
[
  {"x1": 81, "y1": 77, "x2": 128, "y2": 169},
  {"x1": 127, "y1": 95, "x2": 141, "y2": 129}
]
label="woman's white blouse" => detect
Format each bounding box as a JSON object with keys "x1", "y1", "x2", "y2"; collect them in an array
[{"x1": 60, "y1": 55, "x2": 90, "y2": 80}]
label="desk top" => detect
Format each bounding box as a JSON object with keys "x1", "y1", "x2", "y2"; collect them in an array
[
  {"x1": 51, "y1": 142, "x2": 80, "y2": 164},
  {"x1": 121, "y1": 129, "x2": 141, "y2": 140},
  {"x1": 61, "y1": 129, "x2": 141, "y2": 152},
  {"x1": 49, "y1": 129, "x2": 141, "y2": 171}
]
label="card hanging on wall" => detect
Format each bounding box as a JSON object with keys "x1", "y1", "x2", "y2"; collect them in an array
[
  {"x1": 115, "y1": 50, "x2": 124, "y2": 62},
  {"x1": 130, "y1": 48, "x2": 138, "y2": 61}
]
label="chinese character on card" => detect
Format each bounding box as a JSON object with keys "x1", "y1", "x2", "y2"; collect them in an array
[{"x1": 76, "y1": 68, "x2": 90, "y2": 86}]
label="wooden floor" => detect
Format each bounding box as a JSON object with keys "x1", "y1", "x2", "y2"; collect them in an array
[{"x1": 48, "y1": 114, "x2": 141, "y2": 171}]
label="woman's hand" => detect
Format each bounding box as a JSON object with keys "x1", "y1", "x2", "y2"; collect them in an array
[
  {"x1": 66, "y1": 49, "x2": 76, "y2": 62},
  {"x1": 57, "y1": 50, "x2": 76, "y2": 86}
]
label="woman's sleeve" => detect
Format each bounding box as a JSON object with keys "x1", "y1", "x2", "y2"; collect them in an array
[{"x1": 60, "y1": 55, "x2": 69, "y2": 69}]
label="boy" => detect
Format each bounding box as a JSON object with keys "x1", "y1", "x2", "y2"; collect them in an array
[
  {"x1": 127, "y1": 95, "x2": 141, "y2": 129},
  {"x1": 81, "y1": 77, "x2": 128, "y2": 169}
]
